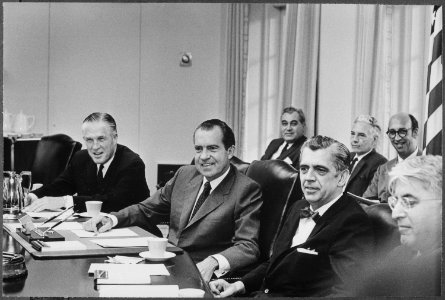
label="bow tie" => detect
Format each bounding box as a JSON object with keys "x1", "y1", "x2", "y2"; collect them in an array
[{"x1": 300, "y1": 207, "x2": 320, "y2": 222}]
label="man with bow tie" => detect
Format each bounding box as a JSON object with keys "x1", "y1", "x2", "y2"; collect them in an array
[
  {"x1": 210, "y1": 135, "x2": 374, "y2": 297},
  {"x1": 260, "y1": 106, "x2": 307, "y2": 169}
]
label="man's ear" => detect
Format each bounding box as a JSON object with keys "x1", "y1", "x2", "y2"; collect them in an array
[
  {"x1": 338, "y1": 169, "x2": 349, "y2": 187},
  {"x1": 227, "y1": 145, "x2": 235, "y2": 159},
  {"x1": 412, "y1": 127, "x2": 418, "y2": 138}
]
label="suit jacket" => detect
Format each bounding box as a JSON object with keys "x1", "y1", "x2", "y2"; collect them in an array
[
  {"x1": 363, "y1": 150, "x2": 422, "y2": 202},
  {"x1": 33, "y1": 144, "x2": 150, "y2": 213},
  {"x1": 357, "y1": 245, "x2": 441, "y2": 296},
  {"x1": 113, "y1": 165, "x2": 262, "y2": 270},
  {"x1": 346, "y1": 150, "x2": 387, "y2": 196},
  {"x1": 241, "y1": 194, "x2": 374, "y2": 297},
  {"x1": 261, "y1": 136, "x2": 307, "y2": 169}
]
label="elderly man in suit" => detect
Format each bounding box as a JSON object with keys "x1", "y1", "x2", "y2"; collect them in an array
[
  {"x1": 363, "y1": 113, "x2": 421, "y2": 202},
  {"x1": 261, "y1": 107, "x2": 307, "y2": 169},
  {"x1": 23, "y1": 112, "x2": 150, "y2": 214},
  {"x1": 346, "y1": 115, "x2": 387, "y2": 196},
  {"x1": 210, "y1": 135, "x2": 373, "y2": 297},
  {"x1": 83, "y1": 119, "x2": 262, "y2": 282},
  {"x1": 357, "y1": 155, "x2": 442, "y2": 296}
]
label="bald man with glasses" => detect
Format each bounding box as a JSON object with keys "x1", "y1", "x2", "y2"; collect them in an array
[
  {"x1": 356, "y1": 155, "x2": 441, "y2": 296},
  {"x1": 362, "y1": 112, "x2": 421, "y2": 202}
]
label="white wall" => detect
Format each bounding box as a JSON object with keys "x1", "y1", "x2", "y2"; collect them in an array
[{"x1": 3, "y1": 3, "x2": 227, "y2": 191}]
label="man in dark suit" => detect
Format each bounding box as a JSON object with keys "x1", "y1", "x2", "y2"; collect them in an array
[
  {"x1": 356, "y1": 155, "x2": 441, "y2": 296},
  {"x1": 23, "y1": 112, "x2": 150, "y2": 214},
  {"x1": 261, "y1": 106, "x2": 307, "y2": 169},
  {"x1": 346, "y1": 115, "x2": 387, "y2": 196},
  {"x1": 363, "y1": 113, "x2": 421, "y2": 202},
  {"x1": 83, "y1": 119, "x2": 262, "y2": 282},
  {"x1": 210, "y1": 135, "x2": 374, "y2": 297}
]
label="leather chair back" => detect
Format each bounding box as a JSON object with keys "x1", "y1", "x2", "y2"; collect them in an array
[
  {"x1": 31, "y1": 134, "x2": 82, "y2": 185},
  {"x1": 363, "y1": 203, "x2": 400, "y2": 256},
  {"x1": 246, "y1": 160, "x2": 299, "y2": 261}
]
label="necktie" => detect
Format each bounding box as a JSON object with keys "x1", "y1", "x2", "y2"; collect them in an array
[
  {"x1": 299, "y1": 207, "x2": 320, "y2": 222},
  {"x1": 279, "y1": 143, "x2": 290, "y2": 157},
  {"x1": 190, "y1": 181, "x2": 212, "y2": 220},
  {"x1": 97, "y1": 164, "x2": 104, "y2": 183},
  {"x1": 349, "y1": 157, "x2": 358, "y2": 173}
]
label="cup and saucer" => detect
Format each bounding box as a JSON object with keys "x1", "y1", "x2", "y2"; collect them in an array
[
  {"x1": 78, "y1": 212, "x2": 106, "y2": 218},
  {"x1": 139, "y1": 251, "x2": 176, "y2": 262},
  {"x1": 78, "y1": 201, "x2": 105, "y2": 218}
]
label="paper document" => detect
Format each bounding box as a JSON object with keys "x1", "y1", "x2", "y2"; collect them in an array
[
  {"x1": 88, "y1": 263, "x2": 170, "y2": 276},
  {"x1": 90, "y1": 237, "x2": 149, "y2": 248},
  {"x1": 95, "y1": 268, "x2": 151, "y2": 285},
  {"x1": 97, "y1": 285, "x2": 179, "y2": 297},
  {"x1": 42, "y1": 241, "x2": 87, "y2": 252},
  {"x1": 72, "y1": 228, "x2": 138, "y2": 238}
]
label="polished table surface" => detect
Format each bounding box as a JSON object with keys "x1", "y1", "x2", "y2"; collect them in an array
[{"x1": 2, "y1": 222, "x2": 212, "y2": 297}]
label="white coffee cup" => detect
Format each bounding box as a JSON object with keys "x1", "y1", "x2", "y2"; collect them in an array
[
  {"x1": 147, "y1": 237, "x2": 168, "y2": 256},
  {"x1": 85, "y1": 201, "x2": 103, "y2": 217},
  {"x1": 178, "y1": 288, "x2": 205, "y2": 298}
]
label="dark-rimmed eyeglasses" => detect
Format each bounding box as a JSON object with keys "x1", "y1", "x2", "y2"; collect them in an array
[
  {"x1": 388, "y1": 196, "x2": 441, "y2": 211},
  {"x1": 386, "y1": 128, "x2": 411, "y2": 139}
]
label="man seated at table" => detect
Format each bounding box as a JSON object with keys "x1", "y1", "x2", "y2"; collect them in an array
[
  {"x1": 362, "y1": 112, "x2": 421, "y2": 202},
  {"x1": 346, "y1": 114, "x2": 387, "y2": 196},
  {"x1": 210, "y1": 135, "x2": 374, "y2": 297},
  {"x1": 23, "y1": 112, "x2": 150, "y2": 214},
  {"x1": 356, "y1": 155, "x2": 441, "y2": 296},
  {"x1": 261, "y1": 106, "x2": 307, "y2": 169},
  {"x1": 83, "y1": 119, "x2": 262, "y2": 282}
]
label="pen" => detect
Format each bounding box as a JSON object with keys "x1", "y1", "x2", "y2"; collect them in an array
[
  {"x1": 41, "y1": 211, "x2": 76, "y2": 235},
  {"x1": 41, "y1": 206, "x2": 74, "y2": 225}
]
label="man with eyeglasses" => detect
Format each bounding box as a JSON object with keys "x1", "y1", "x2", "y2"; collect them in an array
[
  {"x1": 346, "y1": 115, "x2": 387, "y2": 196},
  {"x1": 362, "y1": 112, "x2": 421, "y2": 202},
  {"x1": 356, "y1": 155, "x2": 441, "y2": 296},
  {"x1": 210, "y1": 136, "x2": 373, "y2": 297}
]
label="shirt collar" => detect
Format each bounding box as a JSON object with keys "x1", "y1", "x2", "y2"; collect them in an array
[
  {"x1": 310, "y1": 193, "x2": 342, "y2": 217},
  {"x1": 398, "y1": 146, "x2": 418, "y2": 163},
  {"x1": 354, "y1": 148, "x2": 373, "y2": 162},
  {"x1": 97, "y1": 154, "x2": 115, "y2": 176},
  {"x1": 202, "y1": 165, "x2": 231, "y2": 191}
]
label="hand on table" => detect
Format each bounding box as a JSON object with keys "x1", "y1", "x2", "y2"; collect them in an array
[
  {"x1": 82, "y1": 215, "x2": 113, "y2": 233},
  {"x1": 196, "y1": 256, "x2": 219, "y2": 282},
  {"x1": 209, "y1": 279, "x2": 243, "y2": 297},
  {"x1": 22, "y1": 196, "x2": 65, "y2": 212}
]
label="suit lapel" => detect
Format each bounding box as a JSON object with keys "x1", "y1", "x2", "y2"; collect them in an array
[
  {"x1": 348, "y1": 157, "x2": 366, "y2": 184},
  {"x1": 178, "y1": 175, "x2": 203, "y2": 231},
  {"x1": 307, "y1": 194, "x2": 347, "y2": 239}
]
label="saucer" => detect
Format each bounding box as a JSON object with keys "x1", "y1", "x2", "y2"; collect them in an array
[
  {"x1": 139, "y1": 251, "x2": 176, "y2": 262},
  {"x1": 78, "y1": 212, "x2": 106, "y2": 218}
]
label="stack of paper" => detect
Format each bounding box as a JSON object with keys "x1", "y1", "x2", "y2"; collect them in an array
[
  {"x1": 88, "y1": 263, "x2": 170, "y2": 276},
  {"x1": 42, "y1": 241, "x2": 87, "y2": 252},
  {"x1": 97, "y1": 285, "x2": 179, "y2": 297}
]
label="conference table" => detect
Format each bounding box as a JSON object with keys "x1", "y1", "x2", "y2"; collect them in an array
[{"x1": 2, "y1": 217, "x2": 213, "y2": 298}]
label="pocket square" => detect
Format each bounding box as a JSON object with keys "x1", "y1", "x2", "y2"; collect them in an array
[{"x1": 296, "y1": 248, "x2": 318, "y2": 255}]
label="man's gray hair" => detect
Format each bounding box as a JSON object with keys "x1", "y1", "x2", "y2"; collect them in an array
[
  {"x1": 83, "y1": 112, "x2": 117, "y2": 134},
  {"x1": 282, "y1": 106, "x2": 306, "y2": 125},
  {"x1": 388, "y1": 155, "x2": 442, "y2": 197},
  {"x1": 353, "y1": 114, "x2": 381, "y2": 140},
  {"x1": 300, "y1": 135, "x2": 351, "y2": 172}
]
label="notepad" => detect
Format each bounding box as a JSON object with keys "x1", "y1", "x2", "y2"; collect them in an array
[
  {"x1": 71, "y1": 228, "x2": 138, "y2": 238},
  {"x1": 97, "y1": 285, "x2": 179, "y2": 297},
  {"x1": 88, "y1": 263, "x2": 170, "y2": 276},
  {"x1": 41, "y1": 241, "x2": 87, "y2": 252}
]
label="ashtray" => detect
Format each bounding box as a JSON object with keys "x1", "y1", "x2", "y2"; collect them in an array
[{"x1": 2, "y1": 253, "x2": 28, "y2": 280}]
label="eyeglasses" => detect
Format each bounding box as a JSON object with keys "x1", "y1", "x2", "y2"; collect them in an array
[
  {"x1": 386, "y1": 128, "x2": 411, "y2": 138},
  {"x1": 388, "y1": 196, "x2": 441, "y2": 211}
]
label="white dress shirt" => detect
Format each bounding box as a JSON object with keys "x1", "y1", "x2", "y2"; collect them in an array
[
  {"x1": 291, "y1": 193, "x2": 342, "y2": 247},
  {"x1": 64, "y1": 154, "x2": 115, "y2": 208},
  {"x1": 397, "y1": 146, "x2": 419, "y2": 163},
  {"x1": 271, "y1": 141, "x2": 293, "y2": 159}
]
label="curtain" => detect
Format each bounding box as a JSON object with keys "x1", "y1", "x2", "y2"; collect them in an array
[
  {"x1": 244, "y1": 4, "x2": 320, "y2": 162},
  {"x1": 352, "y1": 5, "x2": 431, "y2": 158},
  {"x1": 278, "y1": 4, "x2": 321, "y2": 138},
  {"x1": 225, "y1": 3, "x2": 249, "y2": 158}
]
